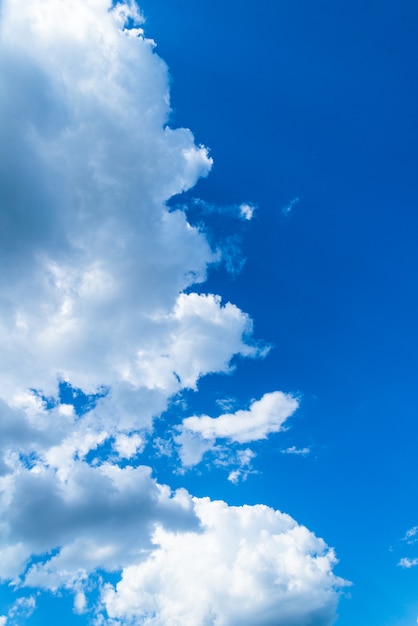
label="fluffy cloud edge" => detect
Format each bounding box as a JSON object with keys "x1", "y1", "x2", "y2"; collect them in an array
[{"x1": 176, "y1": 391, "x2": 299, "y2": 469}]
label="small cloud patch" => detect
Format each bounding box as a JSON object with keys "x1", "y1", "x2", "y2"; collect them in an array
[
  {"x1": 398, "y1": 558, "x2": 418, "y2": 569},
  {"x1": 239, "y1": 203, "x2": 256, "y2": 220},
  {"x1": 403, "y1": 526, "x2": 418, "y2": 544},
  {"x1": 281, "y1": 446, "x2": 310, "y2": 456}
]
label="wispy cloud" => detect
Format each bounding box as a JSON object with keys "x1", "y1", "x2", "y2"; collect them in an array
[
  {"x1": 398, "y1": 526, "x2": 418, "y2": 571},
  {"x1": 281, "y1": 196, "x2": 301, "y2": 216},
  {"x1": 403, "y1": 526, "x2": 418, "y2": 544},
  {"x1": 281, "y1": 445, "x2": 311, "y2": 456}
]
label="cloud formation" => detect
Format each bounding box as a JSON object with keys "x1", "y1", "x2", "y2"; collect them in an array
[
  {"x1": 0, "y1": 0, "x2": 218, "y2": 402},
  {"x1": 0, "y1": 0, "x2": 345, "y2": 624},
  {"x1": 0, "y1": 596, "x2": 36, "y2": 626},
  {"x1": 398, "y1": 526, "x2": 418, "y2": 571},
  {"x1": 177, "y1": 391, "x2": 298, "y2": 468},
  {"x1": 102, "y1": 498, "x2": 345, "y2": 626},
  {"x1": 398, "y1": 558, "x2": 418, "y2": 569},
  {"x1": 403, "y1": 526, "x2": 418, "y2": 544}
]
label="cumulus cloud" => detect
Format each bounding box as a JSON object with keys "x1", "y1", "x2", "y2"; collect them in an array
[
  {"x1": 0, "y1": 0, "x2": 346, "y2": 623},
  {"x1": 397, "y1": 527, "x2": 418, "y2": 571},
  {"x1": 182, "y1": 392, "x2": 298, "y2": 443},
  {"x1": 101, "y1": 498, "x2": 345, "y2": 626},
  {"x1": 227, "y1": 448, "x2": 257, "y2": 484},
  {"x1": 0, "y1": 0, "x2": 251, "y2": 583}
]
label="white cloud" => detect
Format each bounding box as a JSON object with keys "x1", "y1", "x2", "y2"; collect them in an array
[
  {"x1": 182, "y1": 391, "x2": 298, "y2": 443},
  {"x1": 101, "y1": 498, "x2": 346, "y2": 626},
  {"x1": 113, "y1": 433, "x2": 144, "y2": 459},
  {"x1": 0, "y1": 0, "x2": 261, "y2": 573},
  {"x1": 174, "y1": 429, "x2": 215, "y2": 469},
  {"x1": 177, "y1": 392, "x2": 299, "y2": 468},
  {"x1": 227, "y1": 449, "x2": 256, "y2": 484},
  {"x1": 132, "y1": 292, "x2": 260, "y2": 393},
  {"x1": 0, "y1": 0, "x2": 219, "y2": 406},
  {"x1": 282, "y1": 446, "x2": 311, "y2": 456},
  {"x1": 0, "y1": 0, "x2": 258, "y2": 595},
  {"x1": 403, "y1": 526, "x2": 418, "y2": 544},
  {"x1": 73, "y1": 590, "x2": 88, "y2": 615},
  {"x1": 398, "y1": 527, "x2": 418, "y2": 570},
  {"x1": 0, "y1": 1, "x2": 346, "y2": 623},
  {"x1": 188, "y1": 197, "x2": 256, "y2": 221},
  {"x1": 398, "y1": 558, "x2": 418, "y2": 569},
  {"x1": 239, "y1": 202, "x2": 255, "y2": 220},
  {"x1": 175, "y1": 391, "x2": 299, "y2": 468}
]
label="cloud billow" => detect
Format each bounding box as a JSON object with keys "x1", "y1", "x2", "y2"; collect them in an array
[{"x1": 0, "y1": 1, "x2": 345, "y2": 624}]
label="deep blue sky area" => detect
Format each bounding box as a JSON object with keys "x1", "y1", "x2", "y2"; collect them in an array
[{"x1": 139, "y1": 1, "x2": 418, "y2": 624}]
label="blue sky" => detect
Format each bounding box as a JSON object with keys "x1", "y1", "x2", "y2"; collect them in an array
[{"x1": 0, "y1": 1, "x2": 417, "y2": 625}]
